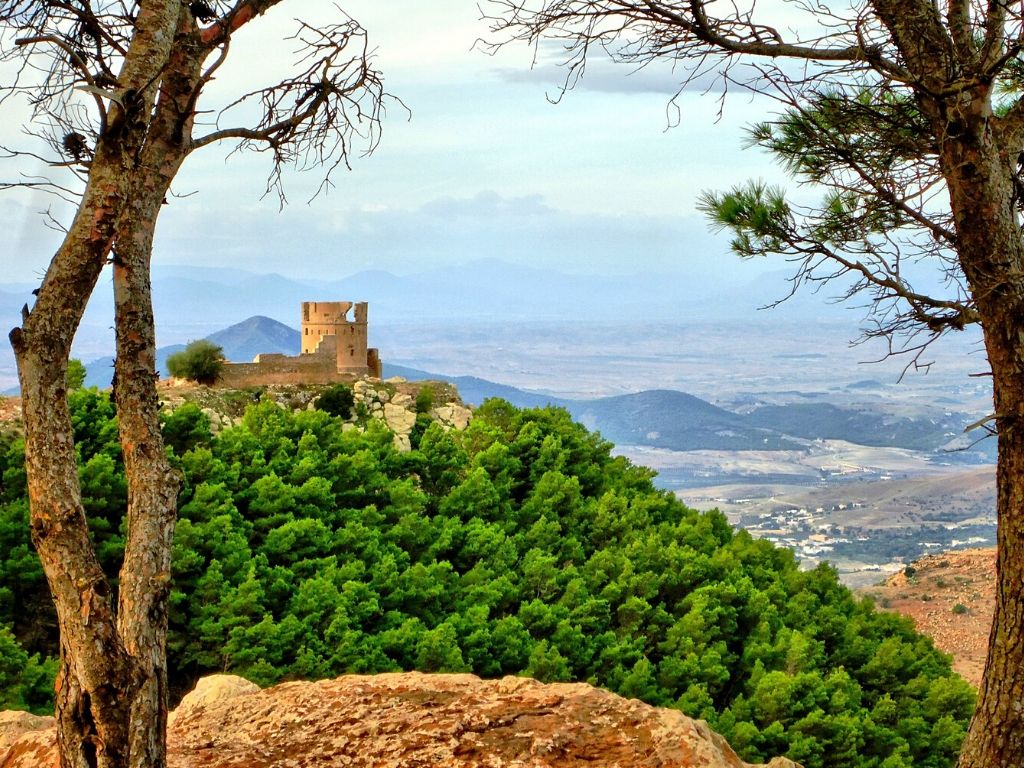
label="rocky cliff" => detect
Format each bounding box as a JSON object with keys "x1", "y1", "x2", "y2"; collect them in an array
[{"x1": 1, "y1": 672, "x2": 800, "y2": 768}]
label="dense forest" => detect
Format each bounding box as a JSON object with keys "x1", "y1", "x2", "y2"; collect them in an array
[{"x1": 0, "y1": 388, "x2": 974, "y2": 768}]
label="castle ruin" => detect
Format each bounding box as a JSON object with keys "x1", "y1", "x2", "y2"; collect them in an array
[{"x1": 218, "y1": 301, "x2": 381, "y2": 387}]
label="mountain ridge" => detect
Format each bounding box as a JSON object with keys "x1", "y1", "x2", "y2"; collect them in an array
[{"x1": 70, "y1": 315, "x2": 981, "y2": 458}]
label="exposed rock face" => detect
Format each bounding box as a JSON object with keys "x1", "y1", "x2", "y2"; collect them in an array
[
  {"x1": 167, "y1": 673, "x2": 260, "y2": 727},
  {"x1": 154, "y1": 378, "x2": 473, "y2": 452},
  {"x1": 0, "y1": 711, "x2": 54, "y2": 762},
  {"x1": 1, "y1": 672, "x2": 800, "y2": 768}
]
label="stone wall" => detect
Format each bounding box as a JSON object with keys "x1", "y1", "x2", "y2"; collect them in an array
[{"x1": 218, "y1": 352, "x2": 362, "y2": 388}]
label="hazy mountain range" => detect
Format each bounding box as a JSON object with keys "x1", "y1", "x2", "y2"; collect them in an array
[
  {"x1": 71, "y1": 314, "x2": 982, "y2": 459},
  {"x1": 0, "y1": 258, "x2": 856, "y2": 355},
  {"x1": 0, "y1": 258, "x2": 896, "y2": 394}
]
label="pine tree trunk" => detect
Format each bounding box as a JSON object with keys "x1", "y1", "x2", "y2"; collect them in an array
[
  {"x1": 959, "y1": 406, "x2": 1024, "y2": 765},
  {"x1": 110, "y1": 172, "x2": 184, "y2": 768},
  {"x1": 11, "y1": 164, "x2": 141, "y2": 768},
  {"x1": 957, "y1": 316, "x2": 1024, "y2": 766},
  {"x1": 936, "y1": 98, "x2": 1024, "y2": 768},
  {"x1": 9, "y1": 4, "x2": 183, "y2": 765}
]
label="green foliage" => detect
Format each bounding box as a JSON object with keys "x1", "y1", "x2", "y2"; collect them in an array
[
  {"x1": 314, "y1": 384, "x2": 355, "y2": 419},
  {"x1": 952, "y1": 603, "x2": 968, "y2": 615},
  {"x1": 414, "y1": 386, "x2": 435, "y2": 415},
  {"x1": 0, "y1": 625, "x2": 56, "y2": 713},
  {"x1": 0, "y1": 395, "x2": 974, "y2": 768},
  {"x1": 166, "y1": 340, "x2": 224, "y2": 385},
  {"x1": 699, "y1": 84, "x2": 973, "y2": 345},
  {"x1": 161, "y1": 403, "x2": 213, "y2": 456},
  {"x1": 66, "y1": 359, "x2": 87, "y2": 390},
  {"x1": 698, "y1": 180, "x2": 791, "y2": 257}
]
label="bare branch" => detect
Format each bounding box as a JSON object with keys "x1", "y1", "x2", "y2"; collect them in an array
[{"x1": 192, "y1": 9, "x2": 392, "y2": 204}]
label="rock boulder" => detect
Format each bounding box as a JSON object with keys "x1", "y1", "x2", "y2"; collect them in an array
[{"x1": 1, "y1": 673, "x2": 801, "y2": 768}]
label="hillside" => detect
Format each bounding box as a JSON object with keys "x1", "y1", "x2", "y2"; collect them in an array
[
  {"x1": 743, "y1": 402, "x2": 964, "y2": 451},
  {"x1": 571, "y1": 389, "x2": 801, "y2": 451},
  {"x1": 0, "y1": 673, "x2": 799, "y2": 768},
  {"x1": 859, "y1": 549, "x2": 995, "y2": 688},
  {"x1": 0, "y1": 389, "x2": 974, "y2": 768},
  {"x1": 387, "y1": 363, "x2": 976, "y2": 455}
]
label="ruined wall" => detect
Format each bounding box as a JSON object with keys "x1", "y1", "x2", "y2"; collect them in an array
[
  {"x1": 219, "y1": 353, "x2": 363, "y2": 388},
  {"x1": 302, "y1": 301, "x2": 352, "y2": 354}
]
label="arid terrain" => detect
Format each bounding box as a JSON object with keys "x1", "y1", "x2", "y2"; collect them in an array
[
  {"x1": 859, "y1": 548, "x2": 995, "y2": 687},
  {"x1": 0, "y1": 397, "x2": 19, "y2": 426},
  {"x1": 0, "y1": 673, "x2": 800, "y2": 768},
  {"x1": 650, "y1": 443, "x2": 995, "y2": 584}
]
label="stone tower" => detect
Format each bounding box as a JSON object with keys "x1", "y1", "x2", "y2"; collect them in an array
[{"x1": 301, "y1": 301, "x2": 377, "y2": 375}]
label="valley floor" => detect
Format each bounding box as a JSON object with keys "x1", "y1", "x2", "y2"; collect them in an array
[{"x1": 644, "y1": 440, "x2": 996, "y2": 586}]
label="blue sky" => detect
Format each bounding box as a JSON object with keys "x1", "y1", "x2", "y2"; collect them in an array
[{"x1": 2, "y1": 0, "x2": 790, "y2": 284}]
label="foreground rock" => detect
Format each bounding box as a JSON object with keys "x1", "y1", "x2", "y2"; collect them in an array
[{"x1": 2, "y1": 672, "x2": 799, "y2": 768}]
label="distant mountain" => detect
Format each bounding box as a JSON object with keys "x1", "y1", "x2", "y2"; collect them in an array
[
  {"x1": 83, "y1": 316, "x2": 298, "y2": 389},
  {"x1": 384, "y1": 363, "x2": 968, "y2": 455},
  {"x1": 744, "y1": 403, "x2": 962, "y2": 451},
  {"x1": 67, "y1": 315, "x2": 978, "y2": 457},
  {"x1": 567, "y1": 390, "x2": 802, "y2": 451},
  {"x1": 383, "y1": 364, "x2": 567, "y2": 410},
  {"x1": 206, "y1": 315, "x2": 300, "y2": 362}
]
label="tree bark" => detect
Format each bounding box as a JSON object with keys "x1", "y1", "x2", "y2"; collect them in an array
[
  {"x1": 107, "y1": 17, "x2": 201, "y2": 765},
  {"x1": 111, "y1": 189, "x2": 181, "y2": 767},
  {"x1": 928, "y1": 87, "x2": 1024, "y2": 768},
  {"x1": 9, "y1": 3, "x2": 183, "y2": 766}
]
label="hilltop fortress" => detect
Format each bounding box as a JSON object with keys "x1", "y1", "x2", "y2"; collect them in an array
[{"x1": 219, "y1": 301, "x2": 382, "y2": 388}]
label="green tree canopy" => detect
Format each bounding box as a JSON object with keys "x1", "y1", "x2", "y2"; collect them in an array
[
  {"x1": 167, "y1": 340, "x2": 225, "y2": 386},
  {"x1": 0, "y1": 393, "x2": 975, "y2": 768}
]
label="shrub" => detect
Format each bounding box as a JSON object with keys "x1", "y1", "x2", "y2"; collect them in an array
[
  {"x1": 166, "y1": 340, "x2": 224, "y2": 385},
  {"x1": 953, "y1": 603, "x2": 969, "y2": 614},
  {"x1": 314, "y1": 384, "x2": 354, "y2": 419},
  {"x1": 415, "y1": 386, "x2": 435, "y2": 415}
]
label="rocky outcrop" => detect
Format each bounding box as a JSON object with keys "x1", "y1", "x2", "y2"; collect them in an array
[
  {"x1": 0, "y1": 711, "x2": 53, "y2": 763},
  {"x1": 158, "y1": 377, "x2": 474, "y2": 452},
  {"x1": 166, "y1": 673, "x2": 259, "y2": 727},
  {"x1": 1, "y1": 672, "x2": 800, "y2": 768},
  {"x1": 354, "y1": 378, "x2": 472, "y2": 451}
]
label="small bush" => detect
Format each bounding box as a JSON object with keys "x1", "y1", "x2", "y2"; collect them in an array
[
  {"x1": 166, "y1": 340, "x2": 224, "y2": 385},
  {"x1": 952, "y1": 603, "x2": 969, "y2": 615},
  {"x1": 415, "y1": 386, "x2": 435, "y2": 415},
  {"x1": 315, "y1": 384, "x2": 355, "y2": 419},
  {"x1": 222, "y1": 388, "x2": 263, "y2": 417},
  {"x1": 903, "y1": 565, "x2": 917, "y2": 579}
]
